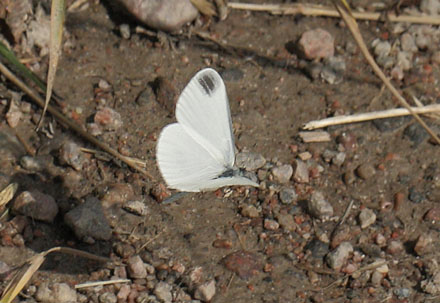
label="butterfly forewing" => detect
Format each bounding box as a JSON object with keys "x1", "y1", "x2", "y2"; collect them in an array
[{"x1": 176, "y1": 68, "x2": 235, "y2": 168}]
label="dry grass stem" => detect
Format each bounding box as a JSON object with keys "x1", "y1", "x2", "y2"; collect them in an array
[
  {"x1": 80, "y1": 148, "x2": 147, "y2": 168},
  {"x1": 324, "y1": 259, "x2": 388, "y2": 290},
  {"x1": 0, "y1": 183, "x2": 18, "y2": 211},
  {"x1": 298, "y1": 131, "x2": 331, "y2": 142},
  {"x1": 75, "y1": 279, "x2": 131, "y2": 289},
  {"x1": 227, "y1": 2, "x2": 440, "y2": 25},
  {"x1": 303, "y1": 104, "x2": 440, "y2": 130}
]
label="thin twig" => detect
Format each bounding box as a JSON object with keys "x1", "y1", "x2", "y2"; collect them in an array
[
  {"x1": 75, "y1": 279, "x2": 131, "y2": 289},
  {"x1": 227, "y1": 2, "x2": 440, "y2": 25},
  {"x1": 136, "y1": 231, "x2": 164, "y2": 254},
  {"x1": 13, "y1": 129, "x2": 36, "y2": 156},
  {"x1": 303, "y1": 104, "x2": 440, "y2": 130},
  {"x1": 323, "y1": 259, "x2": 387, "y2": 290},
  {"x1": 0, "y1": 61, "x2": 154, "y2": 180},
  {"x1": 336, "y1": 200, "x2": 354, "y2": 228}
]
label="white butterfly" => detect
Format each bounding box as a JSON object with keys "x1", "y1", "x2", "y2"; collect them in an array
[{"x1": 156, "y1": 68, "x2": 259, "y2": 192}]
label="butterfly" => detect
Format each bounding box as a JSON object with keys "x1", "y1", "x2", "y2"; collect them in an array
[{"x1": 156, "y1": 68, "x2": 259, "y2": 192}]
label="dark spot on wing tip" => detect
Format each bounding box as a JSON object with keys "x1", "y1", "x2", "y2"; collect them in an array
[{"x1": 198, "y1": 72, "x2": 218, "y2": 96}]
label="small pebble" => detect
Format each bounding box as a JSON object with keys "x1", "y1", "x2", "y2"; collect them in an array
[
  {"x1": 308, "y1": 191, "x2": 334, "y2": 220},
  {"x1": 119, "y1": 0, "x2": 198, "y2": 32},
  {"x1": 223, "y1": 251, "x2": 261, "y2": 279},
  {"x1": 293, "y1": 159, "x2": 309, "y2": 183},
  {"x1": 333, "y1": 152, "x2": 346, "y2": 166},
  {"x1": 136, "y1": 87, "x2": 154, "y2": 106},
  {"x1": 6, "y1": 100, "x2": 22, "y2": 128},
  {"x1": 12, "y1": 190, "x2": 58, "y2": 223},
  {"x1": 94, "y1": 107, "x2": 123, "y2": 131},
  {"x1": 127, "y1": 255, "x2": 147, "y2": 279},
  {"x1": 98, "y1": 79, "x2": 111, "y2": 90},
  {"x1": 404, "y1": 123, "x2": 428, "y2": 146},
  {"x1": 414, "y1": 233, "x2": 433, "y2": 256},
  {"x1": 194, "y1": 280, "x2": 216, "y2": 302},
  {"x1": 20, "y1": 156, "x2": 44, "y2": 171},
  {"x1": 408, "y1": 187, "x2": 424, "y2": 203},
  {"x1": 360, "y1": 243, "x2": 382, "y2": 258},
  {"x1": 275, "y1": 213, "x2": 296, "y2": 232},
  {"x1": 355, "y1": 163, "x2": 376, "y2": 180},
  {"x1": 343, "y1": 170, "x2": 356, "y2": 185},
  {"x1": 396, "y1": 51, "x2": 412, "y2": 70},
  {"x1": 123, "y1": 200, "x2": 149, "y2": 216},
  {"x1": 400, "y1": 33, "x2": 418, "y2": 53},
  {"x1": 271, "y1": 164, "x2": 293, "y2": 183},
  {"x1": 264, "y1": 219, "x2": 279, "y2": 231},
  {"x1": 326, "y1": 242, "x2": 353, "y2": 271},
  {"x1": 375, "y1": 233, "x2": 387, "y2": 246},
  {"x1": 36, "y1": 283, "x2": 77, "y2": 303},
  {"x1": 279, "y1": 187, "x2": 298, "y2": 204},
  {"x1": 305, "y1": 239, "x2": 329, "y2": 259},
  {"x1": 99, "y1": 292, "x2": 117, "y2": 303},
  {"x1": 117, "y1": 284, "x2": 131, "y2": 302},
  {"x1": 119, "y1": 24, "x2": 130, "y2": 39},
  {"x1": 358, "y1": 208, "x2": 376, "y2": 229},
  {"x1": 386, "y1": 240, "x2": 404, "y2": 255},
  {"x1": 101, "y1": 183, "x2": 135, "y2": 208},
  {"x1": 421, "y1": 272, "x2": 440, "y2": 295},
  {"x1": 241, "y1": 204, "x2": 260, "y2": 218},
  {"x1": 154, "y1": 282, "x2": 173, "y2": 303},
  {"x1": 371, "y1": 271, "x2": 383, "y2": 286},
  {"x1": 394, "y1": 288, "x2": 411, "y2": 299},
  {"x1": 420, "y1": 0, "x2": 440, "y2": 15},
  {"x1": 304, "y1": 61, "x2": 323, "y2": 80},
  {"x1": 212, "y1": 239, "x2": 232, "y2": 249},
  {"x1": 59, "y1": 141, "x2": 85, "y2": 171},
  {"x1": 372, "y1": 39, "x2": 391, "y2": 58},
  {"x1": 298, "y1": 151, "x2": 312, "y2": 161},
  {"x1": 298, "y1": 28, "x2": 334, "y2": 60},
  {"x1": 64, "y1": 196, "x2": 112, "y2": 241},
  {"x1": 235, "y1": 152, "x2": 266, "y2": 171}
]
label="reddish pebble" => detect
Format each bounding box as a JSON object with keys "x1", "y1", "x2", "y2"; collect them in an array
[
  {"x1": 394, "y1": 192, "x2": 405, "y2": 211},
  {"x1": 263, "y1": 263, "x2": 274, "y2": 273},
  {"x1": 212, "y1": 239, "x2": 232, "y2": 249},
  {"x1": 414, "y1": 233, "x2": 433, "y2": 256},
  {"x1": 150, "y1": 184, "x2": 171, "y2": 202},
  {"x1": 423, "y1": 64, "x2": 432, "y2": 74},
  {"x1": 223, "y1": 251, "x2": 261, "y2": 280},
  {"x1": 298, "y1": 28, "x2": 334, "y2": 60}
]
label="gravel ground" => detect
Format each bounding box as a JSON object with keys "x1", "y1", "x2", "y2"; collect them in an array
[{"x1": 1, "y1": 0, "x2": 440, "y2": 302}]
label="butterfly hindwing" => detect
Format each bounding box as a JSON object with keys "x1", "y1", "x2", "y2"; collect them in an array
[{"x1": 156, "y1": 123, "x2": 227, "y2": 192}]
